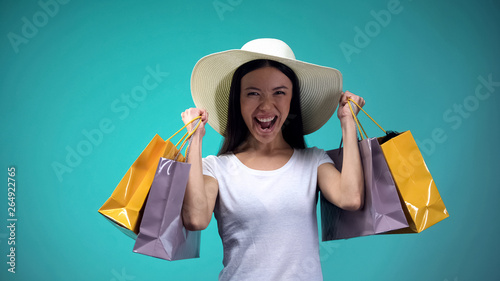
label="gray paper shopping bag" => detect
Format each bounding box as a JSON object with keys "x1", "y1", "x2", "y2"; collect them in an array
[
  {"x1": 320, "y1": 137, "x2": 408, "y2": 240},
  {"x1": 133, "y1": 157, "x2": 200, "y2": 260}
]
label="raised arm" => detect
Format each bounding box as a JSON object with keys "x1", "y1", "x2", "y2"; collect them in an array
[
  {"x1": 317, "y1": 91, "x2": 365, "y2": 211},
  {"x1": 181, "y1": 108, "x2": 219, "y2": 231}
]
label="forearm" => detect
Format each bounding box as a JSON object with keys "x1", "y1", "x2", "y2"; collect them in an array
[
  {"x1": 339, "y1": 116, "x2": 364, "y2": 210},
  {"x1": 182, "y1": 134, "x2": 211, "y2": 230}
]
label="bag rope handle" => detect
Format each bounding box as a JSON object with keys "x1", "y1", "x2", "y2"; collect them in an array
[
  {"x1": 182, "y1": 119, "x2": 200, "y2": 162},
  {"x1": 347, "y1": 98, "x2": 387, "y2": 138},
  {"x1": 165, "y1": 116, "x2": 202, "y2": 162},
  {"x1": 348, "y1": 101, "x2": 368, "y2": 140},
  {"x1": 166, "y1": 116, "x2": 202, "y2": 148}
]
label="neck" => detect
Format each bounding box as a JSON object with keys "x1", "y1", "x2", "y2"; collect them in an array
[{"x1": 237, "y1": 132, "x2": 292, "y2": 155}]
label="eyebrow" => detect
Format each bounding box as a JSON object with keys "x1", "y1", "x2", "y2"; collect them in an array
[{"x1": 243, "y1": 86, "x2": 289, "y2": 91}]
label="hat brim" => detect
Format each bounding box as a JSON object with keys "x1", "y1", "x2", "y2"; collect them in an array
[{"x1": 191, "y1": 49, "x2": 342, "y2": 136}]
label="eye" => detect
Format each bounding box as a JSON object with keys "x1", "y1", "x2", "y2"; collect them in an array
[
  {"x1": 274, "y1": 91, "x2": 286, "y2": 95},
  {"x1": 247, "y1": 92, "x2": 259, "y2": 96}
]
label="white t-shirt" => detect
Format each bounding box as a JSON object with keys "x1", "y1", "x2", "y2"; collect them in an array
[{"x1": 203, "y1": 147, "x2": 334, "y2": 281}]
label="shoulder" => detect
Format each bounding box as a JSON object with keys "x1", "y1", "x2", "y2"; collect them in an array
[
  {"x1": 202, "y1": 153, "x2": 233, "y2": 168},
  {"x1": 295, "y1": 146, "x2": 327, "y2": 159},
  {"x1": 294, "y1": 147, "x2": 333, "y2": 167},
  {"x1": 202, "y1": 153, "x2": 244, "y2": 181}
]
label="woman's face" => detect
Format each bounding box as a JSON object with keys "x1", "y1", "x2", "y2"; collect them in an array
[{"x1": 240, "y1": 66, "x2": 293, "y2": 144}]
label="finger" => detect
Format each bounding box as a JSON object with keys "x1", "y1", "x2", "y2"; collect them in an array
[
  {"x1": 191, "y1": 108, "x2": 201, "y2": 117},
  {"x1": 339, "y1": 93, "x2": 348, "y2": 107},
  {"x1": 344, "y1": 91, "x2": 357, "y2": 104},
  {"x1": 203, "y1": 110, "x2": 208, "y2": 123},
  {"x1": 352, "y1": 97, "x2": 364, "y2": 108},
  {"x1": 345, "y1": 93, "x2": 357, "y2": 103},
  {"x1": 345, "y1": 93, "x2": 364, "y2": 108},
  {"x1": 339, "y1": 91, "x2": 346, "y2": 103}
]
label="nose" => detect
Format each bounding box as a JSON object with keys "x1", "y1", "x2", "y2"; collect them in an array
[{"x1": 258, "y1": 94, "x2": 273, "y2": 110}]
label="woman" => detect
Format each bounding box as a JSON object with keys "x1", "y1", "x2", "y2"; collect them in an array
[{"x1": 181, "y1": 39, "x2": 364, "y2": 280}]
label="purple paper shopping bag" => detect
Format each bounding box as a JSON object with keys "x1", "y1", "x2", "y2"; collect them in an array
[
  {"x1": 133, "y1": 156, "x2": 201, "y2": 260},
  {"x1": 320, "y1": 137, "x2": 408, "y2": 240}
]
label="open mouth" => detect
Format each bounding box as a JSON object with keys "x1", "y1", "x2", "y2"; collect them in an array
[{"x1": 255, "y1": 116, "x2": 278, "y2": 132}]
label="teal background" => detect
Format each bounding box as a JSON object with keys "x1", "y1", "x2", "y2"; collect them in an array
[{"x1": 1, "y1": 0, "x2": 499, "y2": 280}]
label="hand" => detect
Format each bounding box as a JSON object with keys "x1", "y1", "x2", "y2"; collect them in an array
[
  {"x1": 337, "y1": 91, "x2": 365, "y2": 121},
  {"x1": 181, "y1": 108, "x2": 209, "y2": 137}
]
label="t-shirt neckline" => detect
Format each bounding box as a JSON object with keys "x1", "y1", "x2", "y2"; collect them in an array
[{"x1": 230, "y1": 149, "x2": 297, "y2": 174}]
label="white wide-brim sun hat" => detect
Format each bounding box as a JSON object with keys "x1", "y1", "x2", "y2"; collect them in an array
[{"x1": 191, "y1": 38, "x2": 343, "y2": 136}]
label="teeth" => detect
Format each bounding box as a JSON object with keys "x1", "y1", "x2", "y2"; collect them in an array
[{"x1": 256, "y1": 117, "x2": 274, "y2": 122}]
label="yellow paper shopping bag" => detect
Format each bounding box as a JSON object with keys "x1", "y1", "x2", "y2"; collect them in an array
[
  {"x1": 98, "y1": 117, "x2": 201, "y2": 238},
  {"x1": 380, "y1": 131, "x2": 449, "y2": 233},
  {"x1": 348, "y1": 99, "x2": 449, "y2": 234}
]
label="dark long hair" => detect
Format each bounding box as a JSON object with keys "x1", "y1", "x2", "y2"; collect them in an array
[{"x1": 218, "y1": 59, "x2": 306, "y2": 155}]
